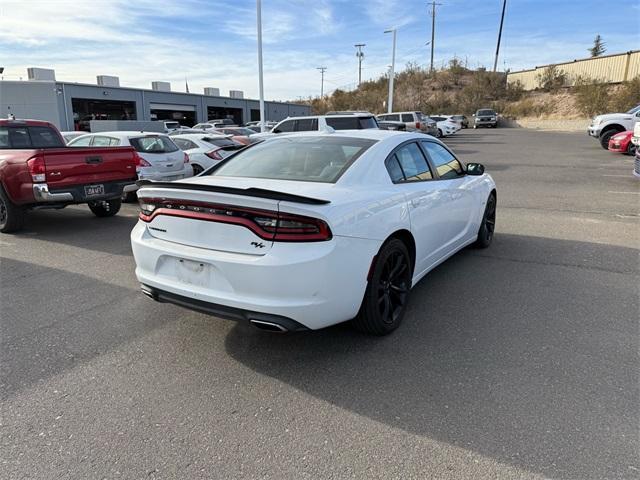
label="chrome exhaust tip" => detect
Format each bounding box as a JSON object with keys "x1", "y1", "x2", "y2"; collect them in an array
[{"x1": 249, "y1": 319, "x2": 288, "y2": 333}]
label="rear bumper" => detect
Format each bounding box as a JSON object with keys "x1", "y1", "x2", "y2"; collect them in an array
[
  {"x1": 131, "y1": 222, "x2": 381, "y2": 330},
  {"x1": 138, "y1": 165, "x2": 193, "y2": 182},
  {"x1": 475, "y1": 119, "x2": 497, "y2": 127},
  {"x1": 33, "y1": 179, "x2": 135, "y2": 203}
]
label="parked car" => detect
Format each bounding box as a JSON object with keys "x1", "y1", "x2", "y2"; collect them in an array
[
  {"x1": 607, "y1": 131, "x2": 636, "y2": 155},
  {"x1": 69, "y1": 132, "x2": 192, "y2": 202},
  {"x1": 588, "y1": 104, "x2": 640, "y2": 149},
  {"x1": 473, "y1": 109, "x2": 498, "y2": 128},
  {"x1": 169, "y1": 128, "x2": 226, "y2": 136},
  {"x1": 376, "y1": 112, "x2": 438, "y2": 136},
  {"x1": 252, "y1": 113, "x2": 379, "y2": 140},
  {"x1": 245, "y1": 121, "x2": 277, "y2": 133},
  {"x1": 213, "y1": 127, "x2": 259, "y2": 145},
  {"x1": 0, "y1": 119, "x2": 138, "y2": 233},
  {"x1": 131, "y1": 130, "x2": 496, "y2": 335},
  {"x1": 429, "y1": 116, "x2": 459, "y2": 137},
  {"x1": 378, "y1": 121, "x2": 407, "y2": 131},
  {"x1": 447, "y1": 115, "x2": 469, "y2": 128},
  {"x1": 161, "y1": 121, "x2": 182, "y2": 133},
  {"x1": 171, "y1": 134, "x2": 244, "y2": 174},
  {"x1": 60, "y1": 131, "x2": 86, "y2": 144},
  {"x1": 193, "y1": 123, "x2": 217, "y2": 131},
  {"x1": 208, "y1": 118, "x2": 236, "y2": 127}
]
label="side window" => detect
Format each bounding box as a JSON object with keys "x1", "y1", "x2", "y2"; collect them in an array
[
  {"x1": 401, "y1": 114, "x2": 414, "y2": 122},
  {"x1": 295, "y1": 118, "x2": 317, "y2": 131},
  {"x1": 274, "y1": 120, "x2": 295, "y2": 133},
  {"x1": 69, "y1": 136, "x2": 92, "y2": 147},
  {"x1": 377, "y1": 115, "x2": 387, "y2": 121},
  {"x1": 0, "y1": 128, "x2": 8, "y2": 148},
  {"x1": 9, "y1": 128, "x2": 31, "y2": 148},
  {"x1": 385, "y1": 155, "x2": 405, "y2": 183},
  {"x1": 421, "y1": 141, "x2": 464, "y2": 180},
  {"x1": 109, "y1": 137, "x2": 121, "y2": 146},
  {"x1": 394, "y1": 143, "x2": 433, "y2": 181},
  {"x1": 91, "y1": 136, "x2": 113, "y2": 147},
  {"x1": 29, "y1": 126, "x2": 64, "y2": 148},
  {"x1": 386, "y1": 114, "x2": 400, "y2": 121},
  {"x1": 174, "y1": 139, "x2": 197, "y2": 150}
]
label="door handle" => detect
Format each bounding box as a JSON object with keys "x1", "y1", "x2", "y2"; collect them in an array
[{"x1": 85, "y1": 156, "x2": 103, "y2": 164}]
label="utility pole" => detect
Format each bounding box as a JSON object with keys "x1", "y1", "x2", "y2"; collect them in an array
[
  {"x1": 493, "y1": 0, "x2": 507, "y2": 72},
  {"x1": 256, "y1": 0, "x2": 265, "y2": 131},
  {"x1": 384, "y1": 29, "x2": 397, "y2": 113},
  {"x1": 317, "y1": 67, "x2": 327, "y2": 98},
  {"x1": 429, "y1": 1, "x2": 442, "y2": 73},
  {"x1": 354, "y1": 44, "x2": 366, "y2": 86}
]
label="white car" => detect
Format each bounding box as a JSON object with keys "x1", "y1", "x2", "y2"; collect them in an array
[
  {"x1": 251, "y1": 113, "x2": 379, "y2": 140},
  {"x1": 588, "y1": 105, "x2": 640, "y2": 149},
  {"x1": 429, "y1": 116, "x2": 459, "y2": 137},
  {"x1": 131, "y1": 130, "x2": 496, "y2": 334},
  {"x1": 69, "y1": 131, "x2": 192, "y2": 182},
  {"x1": 172, "y1": 133, "x2": 244, "y2": 175},
  {"x1": 60, "y1": 131, "x2": 86, "y2": 144}
]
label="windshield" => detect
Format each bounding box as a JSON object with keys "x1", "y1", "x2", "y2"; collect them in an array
[
  {"x1": 209, "y1": 136, "x2": 376, "y2": 183},
  {"x1": 477, "y1": 110, "x2": 496, "y2": 116},
  {"x1": 165, "y1": 122, "x2": 180, "y2": 129},
  {"x1": 626, "y1": 105, "x2": 640, "y2": 114},
  {"x1": 130, "y1": 135, "x2": 179, "y2": 153}
]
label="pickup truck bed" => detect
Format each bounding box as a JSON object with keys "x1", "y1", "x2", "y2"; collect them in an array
[{"x1": 0, "y1": 119, "x2": 138, "y2": 233}]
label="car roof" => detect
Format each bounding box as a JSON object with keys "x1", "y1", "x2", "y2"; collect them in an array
[
  {"x1": 267, "y1": 129, "x2": 432, "y2": 142},
  {"x1": 172, "y1": 133, "x2": 233, "y2": 140},
  {"x1": 80, "y1": 131, "x2": 170, "y2": 137}
]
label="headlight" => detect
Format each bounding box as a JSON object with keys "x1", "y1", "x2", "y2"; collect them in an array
[{"x1": 593, "y1": 117, "x2": 602, "y2": 126}]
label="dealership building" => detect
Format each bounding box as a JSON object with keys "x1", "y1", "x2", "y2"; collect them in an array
[{"x1": 0, "y1": 68, "x2": 311, "y2": 131}]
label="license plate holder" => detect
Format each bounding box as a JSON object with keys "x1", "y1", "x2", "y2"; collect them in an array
[
  {"x1": 175, "y1": 258, "x2": 210, "y2": 287},
  {"x1": 84, "y1": 184, "x2": 105, "y2": 197}
]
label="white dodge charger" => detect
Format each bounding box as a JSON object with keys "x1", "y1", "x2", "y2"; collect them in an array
[{"x1": 131, "y1": 130, "x2": 496, "y2": 335}]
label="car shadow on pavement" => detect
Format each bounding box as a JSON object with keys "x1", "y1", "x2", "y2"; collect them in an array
[
  {"x1": 11, "y1": 206, "x2": 138, "y2": 256},
  {"x1": 224, "y1": 233, "x2": 638, "y2": 480}
]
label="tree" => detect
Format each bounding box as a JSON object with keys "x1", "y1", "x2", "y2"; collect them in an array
[
  {"x1": 589, "y1": 35, "x2": 606, "y2": 57},
  {"x1": 536, "y1": 65, "x2": 567, "y2": 92}
]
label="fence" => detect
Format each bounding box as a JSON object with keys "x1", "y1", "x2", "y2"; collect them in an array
[{"x1": 506, "y1": 50, "x2": 640, "y2": 90}]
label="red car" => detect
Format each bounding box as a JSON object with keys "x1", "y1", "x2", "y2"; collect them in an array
[{"x1": 608, "y1": 130, "x2": 636, "y2": 155}]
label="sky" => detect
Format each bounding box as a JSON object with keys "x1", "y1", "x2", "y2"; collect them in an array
[{"x1": 0, "y1": 0, "x2": 638, "y2": 101}]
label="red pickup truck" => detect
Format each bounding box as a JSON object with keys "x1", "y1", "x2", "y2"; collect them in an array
[{"x1": 0, "y1": 119, "x2": 138, "y2": 233}]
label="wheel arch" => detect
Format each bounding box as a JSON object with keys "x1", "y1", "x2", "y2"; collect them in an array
[
  {"x1": 385, "y1": 229, "x2": 416, "y2": 275},
  {"x1": 600, "y1": 123, "x2": 625, "y2": 135}
]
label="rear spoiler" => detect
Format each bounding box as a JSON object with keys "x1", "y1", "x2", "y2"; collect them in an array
[{"x1": 136, "y1": 180, "x2": 330, "y2": 205}]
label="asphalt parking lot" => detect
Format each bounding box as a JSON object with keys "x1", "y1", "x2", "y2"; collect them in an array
[{"x1": 1, "y1": 128, "x2": 638, "y2": 480}]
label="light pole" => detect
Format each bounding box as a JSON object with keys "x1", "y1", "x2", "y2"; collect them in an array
[
  {"x1": 256, "y1": 0, "x2": 265, "y2": 132},
  {"x1": 354, "y1": 44, "x2": 365, "y2": 86},
  {"x1": 384, "y1": 29, "x2": 396, "y2": 113},
  {"x1": 493, "y1": 0, "x2": 507, "y2": 72},
  {"x1": 317, "y1": 66, "x2": 327, "y2": 98},
  {"x1": 429, "y1": 1, "x2": 442, "y2": 73}
]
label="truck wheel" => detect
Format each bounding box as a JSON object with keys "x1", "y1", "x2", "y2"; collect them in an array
[
  {"x1": 599, "y1": 129, "x2": 620, "y2": 150},
  {"x1": 0, "y1": 186, "x2": 25, "y2": 233},
  {"x1": 88, "y1": 199, "x2": 121, "y2": 217}
]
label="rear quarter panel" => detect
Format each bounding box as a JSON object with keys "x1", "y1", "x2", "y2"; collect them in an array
[{"x1": 0, "y1": 149, "x2": 38, "y2": 203}]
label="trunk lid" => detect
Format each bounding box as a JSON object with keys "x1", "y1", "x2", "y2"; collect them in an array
[
  {"x1": 42, "y1": 146, "x2": 136, "y2": 189},
  {"x1": 136, "y1": 177, "x2": 334, "y2": 255}
]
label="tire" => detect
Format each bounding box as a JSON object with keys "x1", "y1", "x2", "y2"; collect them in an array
[
  {"x1": 88, "y1": 199, "x2": 121, "y2": 217},
  {"x1": 0, "y1": 186, "x2": 25, "y2": 233},
  {"x1": 599, "y1": 129, "x2": 619, "y2": 150},
  {"x1": 437, "y1": 129, "x2": 443, "y2": 138},
  {"x1": 474, "y1": 193, "x2": 496, "y2": 249},
  {"x1": 192, "y1": 164, "x2": 204, "y2": 175},
  {"x1": 627, "y1": 142, "x2": 637, "y2": 156},
  {"x1": 353, "y1": 238, "x2": 413, "y2": 335}
]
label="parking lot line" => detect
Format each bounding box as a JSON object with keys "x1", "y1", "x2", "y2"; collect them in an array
[{"x1": 607, "y1": 191, "x2": 640, "y2": 195}]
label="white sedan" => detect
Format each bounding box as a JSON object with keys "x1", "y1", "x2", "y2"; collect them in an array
[
  {"x1": 171, "y1": 133, "x2": 244, "y2": 175},
  {"x1": 131, "y1": 130, "x2": 496, "y2": 335}
]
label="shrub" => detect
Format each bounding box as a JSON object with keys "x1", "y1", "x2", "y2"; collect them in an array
[
  {"x1": 502, "y1": 98, "x2": 552, "y2": 118},
  {"x1": 573, "y1": 77, "x2": 610, "y2": 116},
  {"x1": 536, "y1": 65, "x2": 567, "y2": 92},
  {"x1": 609, "y1": 76, "x2": 640, "y2": 112}
]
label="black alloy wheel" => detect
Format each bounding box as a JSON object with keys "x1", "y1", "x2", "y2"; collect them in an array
[{"x1": 474, "y1": 193, "x2": 496, "y2": 248}]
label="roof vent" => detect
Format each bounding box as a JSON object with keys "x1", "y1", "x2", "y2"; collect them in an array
[
  {"x1": 97, "y1": 75, "x2": 120, "y2": 87},
  {"x1": 152, "y1": 81, "x2": 171, "y2": 92},
  {"x1": 229, "y1": 90, "x2": 244, "y2": 99},
  {"x1": 27, "y1": 68, "x2": 55, "y2": 81},
  {"x1": 204, "y1": 87, "x2": 220, "y2": 96}
]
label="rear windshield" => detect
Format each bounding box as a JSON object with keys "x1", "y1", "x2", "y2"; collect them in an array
[
  {"x1": 203, "y1": 137, "x2": 238, "y2": 147},
  {"x1": 325, "y1": 116, "x2": 378, "y2": 130},
  {"x1": 209, "y1": 136, "x2": 376, "y2": 183},
  {"x1": 129, "y1": 136, "x2": 179, "y2": 153},
  {"x1": 477, "y1": 110, "x2": 496, "y2": 116},
  {"x1": 0, "y1": 126, "x2": 64, "y2": 149},
  {"x1": 164, "y1": 122, "x2": 180, "y2": 129}
]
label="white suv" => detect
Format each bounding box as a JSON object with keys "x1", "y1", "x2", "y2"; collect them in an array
[
  {"x1": 588, "y1": 105, "x2": 640, "y2": 149},
  {"x1": 252, "y1": 113, "x2": 378, "y2": 140}
]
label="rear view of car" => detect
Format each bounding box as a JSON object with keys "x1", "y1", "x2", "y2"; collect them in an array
[
  {"x1": 128, "y1": 134, "x2": 192, "y2": 182},
  {"x1": 172, "y1": 134, "x2": 244, "y2": 175}
]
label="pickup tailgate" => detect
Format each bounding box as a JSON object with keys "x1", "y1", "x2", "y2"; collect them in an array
[{"x1": 43, "y1": 146, "x2": 137, "y2": 189}]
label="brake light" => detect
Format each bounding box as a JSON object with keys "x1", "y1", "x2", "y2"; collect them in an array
[
  {"x1": 183, "y1": 153, "x2": 189, "y2": 164},
  {"x1": 134, "y1": 152, "x2": 152, "y2": 167},
  {"x1": 138, "y1": 198, "x2": 332, "y2": 242},
  {"x1": 415, "y1": 121, "x2": 421, "y2": 129},
  {"x1": 27, "y1": 154, "x2": 46, "y2": 182},
  {"x1": 205, "y1": 149, "x2": 223, "y2": 160}
]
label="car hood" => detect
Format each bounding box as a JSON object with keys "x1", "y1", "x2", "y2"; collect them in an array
[{"x1": 594, "y1": 113, "x2": 634, "y2": 122}]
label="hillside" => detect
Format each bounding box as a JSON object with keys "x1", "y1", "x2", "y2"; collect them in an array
[{"x1": 304, "y1": 60, "x2": 640, "y2": 125}]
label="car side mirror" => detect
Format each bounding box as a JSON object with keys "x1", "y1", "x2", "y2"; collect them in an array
[
  {"x1": 466, "y1": 163, "x2": 485, "y2": 175},
  {"x1": 272, "y1": 128, "x2": 281, "y2": 134}
]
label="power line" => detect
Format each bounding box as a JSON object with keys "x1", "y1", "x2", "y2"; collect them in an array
[{"x1": 316, "y1": 66, "x2": 327, "y2": 98}]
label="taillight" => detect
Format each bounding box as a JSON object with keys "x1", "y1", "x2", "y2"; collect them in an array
[
  {"x1": 183, "y1": 153, "x2": 189, "y2": 164},
  {"x1": 415, "y1": 121, "x2": 421, "y2": 129},
  {"x1": 138, "y1": 198, "x2": 332, "y2": 242},
  {"x1": 27, "y1": 154, "x2": 46, "y2": 182},
  {"x1": 134, "y1": 152, "x2": 152, "y2": 167},
  {"x1": 205, "y1": 149, "x2": 223, "y2": 160}
]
